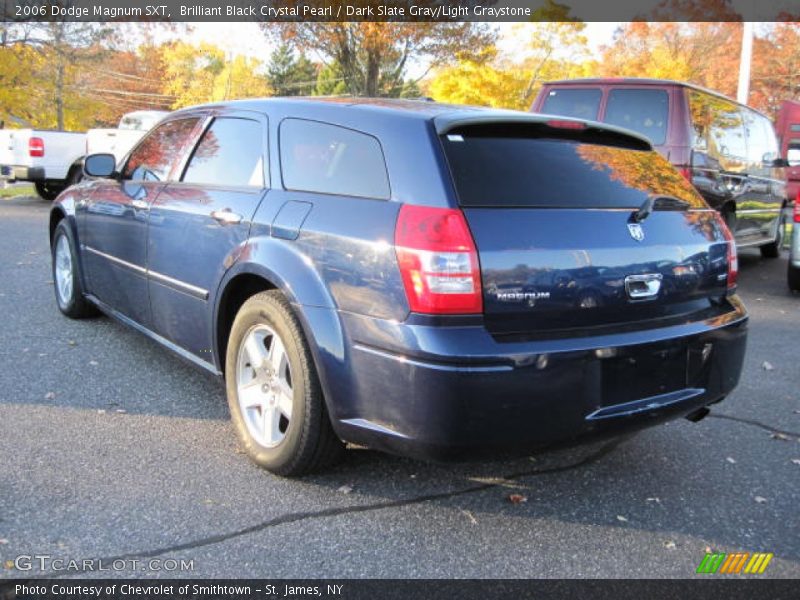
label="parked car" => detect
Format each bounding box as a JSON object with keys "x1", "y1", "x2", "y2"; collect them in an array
[
  {"x1": 532, "y1": 78, "x2": 787, "y2": 257},
  {"x1": 85, "y1": 110, "x2": 168, "y2": 166},
  {"x1": 0, "y1": 128, "x2": 85, "y2": 200},
  {"x1": 789, "y1": 200, "x2": 800, "y2": 291},
  {"x1": 774, "y1": 99, "x2": 800, "y2": 202},
  {"x1": 49, "y1": 98, "x2": 748, "y2": 475}
]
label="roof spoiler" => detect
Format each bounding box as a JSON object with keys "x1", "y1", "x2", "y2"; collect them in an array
[{"x1": 433, "y1": 113, "x2": 653, "y2": 151}]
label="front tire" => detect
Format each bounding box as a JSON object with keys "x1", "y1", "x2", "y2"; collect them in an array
[
  {"x1": 51, "y1": 221, "x2": 98, "y2": 318},
  {"x1": 760, "y1": 213, "x2": 785, "y2": 259},
  {"x1": 225, "y1": 291, "x2": 344, "y2": 476}
]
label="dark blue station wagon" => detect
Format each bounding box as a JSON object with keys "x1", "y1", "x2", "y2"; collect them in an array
[{"x1": 50, "y1": 98, "x2": 748, "y2": 475}]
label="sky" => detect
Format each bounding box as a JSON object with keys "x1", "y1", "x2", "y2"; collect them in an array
[{"x1": 186, "y1": 21, "x2": 623, "y2": 78}]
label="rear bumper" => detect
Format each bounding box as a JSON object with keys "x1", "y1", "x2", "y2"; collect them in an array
[
  {"x1": 0, "y1": 165, "x2": 45, "y2": 181},
  {"x1": 328, "y1": 298, "x2": 748, "y2": 460}
]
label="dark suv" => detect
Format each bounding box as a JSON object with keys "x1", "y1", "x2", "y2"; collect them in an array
[
  {"x1": 50, "y1": 98, "x2": 748, "y2": 475},
  {"x1": 533, "y1": 78, "x2": 787, "y2": 257}
]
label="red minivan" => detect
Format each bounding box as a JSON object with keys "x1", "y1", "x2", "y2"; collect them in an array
[{"x1": 532, "y1": 78, "x2": 787, "y2": 258}]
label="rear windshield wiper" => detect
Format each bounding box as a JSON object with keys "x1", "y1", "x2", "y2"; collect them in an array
[{"x1": 631, "y1": 195, "x2": 691, "y2": 222}]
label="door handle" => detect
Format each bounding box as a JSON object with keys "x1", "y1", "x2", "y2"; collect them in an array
[
  {"x1": 211, "y1": 209, "x2": 243, "y2": 225},
  {"x1": 131, "y1": 199, "x2": 149, "y2": 210}
]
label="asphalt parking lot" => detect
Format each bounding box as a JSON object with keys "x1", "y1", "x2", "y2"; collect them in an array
[{"x1": 0, "y1": 194, "x2": 798, "y2": 579}]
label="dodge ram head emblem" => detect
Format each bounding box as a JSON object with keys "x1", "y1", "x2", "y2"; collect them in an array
[{"x1": 627, "y1": 222, "x2": 645, "y2": 242}]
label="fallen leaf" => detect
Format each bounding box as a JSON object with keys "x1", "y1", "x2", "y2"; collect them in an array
[
  {"x1": 754, "y1": 496, "x2": 767, "y2": 504},
  {"x1": 663, "y1": 540, "x2": 676, "y2": 549},
  {"x1": 762, "y1": 361, "x2": 774, "y2": 371},
  {"x1": 771, "y1": 432, "x2": 792, "y2": 441},
  {"x1": 337, "y1": 485, "x2": 353, "y2": 494},
  {"x1": 726, "y1": 457, "x2": 737, "y2": 464},
  {"x1": 616, "y1": 515, "x2": 629, "y2": 522},
  {"x1": 461, "y1": 509, "x2": 478, "y2": 525},
  {"x1": 508, "y1": 493, "x2": 528, "y2": 504},
  {"x1": 44, "y1": 392, "x2": 56, "y2": 400}
]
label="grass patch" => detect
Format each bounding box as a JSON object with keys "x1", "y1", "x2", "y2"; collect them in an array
[{"x1": 0, "y1": 184, "x2": 35, "y2": 198}]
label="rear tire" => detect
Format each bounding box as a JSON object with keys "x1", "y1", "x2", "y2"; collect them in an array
[
  {"x1": 760, "y1": 213, "x2": 785, "y2": 259},
  {"x1": 789, "y1": 263, "x2": 800, "y2": 292},
  {"x1": 51, "y1": 221, "x2": 98, "y2": 319},
  {"x1": 225, "y1": 290, "x2": 344, "y2": 476},
  {"x1": 35, "y1": 181, "x2": 65, "y2": 201}
]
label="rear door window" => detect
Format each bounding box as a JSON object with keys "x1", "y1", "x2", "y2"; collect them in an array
[
  {"x1": 604, "y1": 88, "x2": 669, "y2": 145},
  {"x1": 182, "y1": 117, "x2": 265, "y2": 188},
  {"x1": 279, "y1": 119, "x2": 390, "y2": 199},
  {"x1": 441, "y1": 127, "x2": 703, "y2": 209},
  {"x1": 540, "y1": 88, "x2": 601, "y2": 120},
  {"x1": 123, "y1": 118, "x2": 199, "y2": 182}
]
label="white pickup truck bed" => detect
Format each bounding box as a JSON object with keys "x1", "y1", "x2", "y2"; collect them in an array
[{"x1": 0, "y1": 129, "x2": 86, "y2": 199}]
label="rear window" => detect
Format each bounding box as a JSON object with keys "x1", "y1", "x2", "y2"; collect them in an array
[
  {"x1": 540, "y1": 88, "x2": 601, "y2": 120},
  {"x1": 442, "y1": 128, "x2": 704, "y2": 209},
  {"x1": 279, "y1": 119, "x2": 390, "y2": 200},
  {"x1": 604, "y1": 89, "x2": 669, "y2": 145}
]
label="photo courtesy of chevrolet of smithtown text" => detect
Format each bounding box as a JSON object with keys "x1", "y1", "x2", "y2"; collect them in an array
[{"x1": 0, "y1": 0, "x2": 798, "y2": 598}]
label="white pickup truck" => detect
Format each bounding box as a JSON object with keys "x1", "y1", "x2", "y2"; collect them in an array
[
  {"x1": 0, "y1": 129, "x2": 86, "y2": 200},
  {"x1": 85, "y1": 110, "x2": 168, "y2": 165}
]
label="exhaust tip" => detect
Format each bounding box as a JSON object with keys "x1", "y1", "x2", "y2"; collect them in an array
[{"x1": 685, "y1": 407, "x2": 710, "y2": 423}]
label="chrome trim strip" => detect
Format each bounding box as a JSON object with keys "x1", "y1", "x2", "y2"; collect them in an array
[
  {"x1": 84, "y1": 245, "x2": 146, "y2": 274},
  {"x1": 147, "y1": 269, "x2": 209, "y2": 300},
  {"x1": 86, "y1": 294, "x2": 220, "y2": 376},
  {"x1": 83, "y1": 245, "x2": 209, "y2": 300},
  {"x1": 352, "y1": 343, "x2": 513, "y2": 373}
]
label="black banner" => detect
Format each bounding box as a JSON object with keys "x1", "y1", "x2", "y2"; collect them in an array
[
  {"x1": 3, "y1": 0, "x2": 800, "y2": 23},
  {"x1": 2, "y1": 579, "x2": 800, "y2": 600}
]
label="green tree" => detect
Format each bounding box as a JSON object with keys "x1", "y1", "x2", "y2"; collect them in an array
[
  {"x1": 314, "y1": 62, "x2": 347, "y2": 96},
  {"x1": 267, "y1": 45, "x2": 318, "y2": 96}
]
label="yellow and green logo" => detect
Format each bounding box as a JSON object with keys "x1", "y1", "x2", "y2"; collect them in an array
[{"x1": 697, "y1": 552, "x2": 773, "y2": 574}]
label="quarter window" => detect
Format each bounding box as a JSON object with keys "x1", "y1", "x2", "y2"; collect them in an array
[
  {"x1": 743, "y1": 109, "x2": 779, "y2": 164},
  {"x1": 123, "y1": 118, "x2": 199, "y2": 182},
  {"x1": 279, "y1": 119, "x2": 390, "y2": 199},
  {"x1": 183, "y1": 118, "x2": 265, "y2": 187}
]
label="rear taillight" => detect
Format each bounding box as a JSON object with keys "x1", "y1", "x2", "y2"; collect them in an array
[
  {"x1": 29, "y1": 137, "x2": 44, "y2": 158},
  {"x1": 394, "y1": 205, "x2": 482, "y2": 314},
  {"x1": 715, "y1": 212, "x2": 738, "y2": 292},
  {"x1": 679, "y1": 166, "x2": 692, "y2": 181},
  {"x1": 794, "y1": 191, "x2": 800, "y2": 223}
]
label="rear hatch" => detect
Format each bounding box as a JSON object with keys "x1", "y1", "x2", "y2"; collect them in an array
[{"x1": 438, "y1": 119, "x2": 732, "y2": 338}]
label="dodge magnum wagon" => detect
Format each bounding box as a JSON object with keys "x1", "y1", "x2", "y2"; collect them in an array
[{"x1": 49, "y1": 98, "x2": 748, "y2": 475}]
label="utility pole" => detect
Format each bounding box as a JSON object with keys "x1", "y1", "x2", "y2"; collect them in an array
[{"x1": 737, "y1": 22, "x2": 754, "y2": 105}]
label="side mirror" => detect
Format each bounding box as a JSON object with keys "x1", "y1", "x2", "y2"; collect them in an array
[
  {"x1": 771, "y1": 158, "x2": 790, "y2": 168},
  {"x1": 84, "y1": 153, "x2": 117, "y2": 178}
]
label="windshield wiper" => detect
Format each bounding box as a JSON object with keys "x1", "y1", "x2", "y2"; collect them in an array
[{"x1": 631, "y1": 195, "x2": 691, "y2": 222}]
